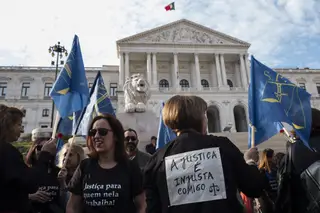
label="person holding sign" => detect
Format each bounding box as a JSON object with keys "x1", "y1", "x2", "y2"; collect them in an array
[{"x1": 143, "y1": 95, "x2": 268, "y2": 213}]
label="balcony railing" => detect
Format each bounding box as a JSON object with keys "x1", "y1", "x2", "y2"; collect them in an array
[{"x1": 156, "y1": 86, "x2": 245, "y2": 93}]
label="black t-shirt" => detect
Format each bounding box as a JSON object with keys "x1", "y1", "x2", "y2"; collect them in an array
[
  {"x1": 31, "y1": 165, "x2": 61, "y2": 213},
  {"x1": 68, "y1": 158, "x2": 143, "y2": 213}
]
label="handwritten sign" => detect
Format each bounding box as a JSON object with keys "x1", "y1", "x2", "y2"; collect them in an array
[{"x1": 165, "y1": 147, "x2": 226, "y2": 206}]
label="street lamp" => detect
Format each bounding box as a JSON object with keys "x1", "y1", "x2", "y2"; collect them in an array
[{"x1": 48, "y1": 42, "x2": 68, "y2": 128}]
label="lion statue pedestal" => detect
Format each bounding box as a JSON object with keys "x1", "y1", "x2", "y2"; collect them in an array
[{"x1": 117, "y1": 111, "x2": 159, "y2": 151}]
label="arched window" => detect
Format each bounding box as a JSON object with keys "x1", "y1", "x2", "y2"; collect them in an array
[
  {"x1": 234, "y1": 105, "x2": 248, "y2": 132},
  {"x1": 179, "y1": 79, "x2": 189, "y2": 88},
  {"x1": 159, "y1": 79, "x2": 169, "y2": 88},
  {"x1": 227, "y1": 79, "x2": 233, "y2": 88},
  {"x1": 201, "y1": 79, "x2": 209, "y2": 88},
  {"x1": 207, "y1": 105, "x2": 221, "y2": 133}
]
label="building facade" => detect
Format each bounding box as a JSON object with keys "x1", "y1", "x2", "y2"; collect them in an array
[{"x1": 0, "y1": 19, "x2": 319, "y2": 148}]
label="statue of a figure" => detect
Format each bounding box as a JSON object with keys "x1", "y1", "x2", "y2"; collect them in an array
[{"x1": 123, "y1": 73, "x2": 151, "y2": 113}]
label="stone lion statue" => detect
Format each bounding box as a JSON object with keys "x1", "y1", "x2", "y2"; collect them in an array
[{"x1": 123, "y1": 73, "x2": 151, "y2": 113}]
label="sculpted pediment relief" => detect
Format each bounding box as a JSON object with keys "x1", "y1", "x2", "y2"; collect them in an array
[{"x1": 118, "y1": 19, "x2": 249, "y2": 46}]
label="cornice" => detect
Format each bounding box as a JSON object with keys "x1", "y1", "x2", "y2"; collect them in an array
[
  {"x1": 19, "y1": 76, "x2": 34, "y2": 82},
  {"x1": 0, "y1": 76, "x2": 12, "y2": 81},
  {"x1": 41, "y1": 77, "x2": 54, "y2": 82}
]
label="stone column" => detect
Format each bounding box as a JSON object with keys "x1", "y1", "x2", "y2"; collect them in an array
[
  {"x1": 194, "y1": 53, "x2": 201, "y2": 90},
  {"x1": 244, "y1": 54, "x2": 250, "y2": 83},
  {"x1": 125, "y1": 52, "x2": 130, "y2": 81},
  {"x1": 146, "y1": 53, "x2": 152, "y2": 85},
  {"x1": 239, "y1": 54, "x2": 248, "y2": 87},
  {"x1": 174, "y1": 53, "x2": 179, "y2": 88},
  {"x1": 215, "y1": 54, "x2": 223, "y2": 87},
  {"x1": 152, "y1": 53, "x2": 157, "y2": 87},
  {"x1": 220, "y1": 54, "x2": 228, "y2": 86},
  {"x1": 119, "y1": 52, "x2": 124, "y2": 87}
]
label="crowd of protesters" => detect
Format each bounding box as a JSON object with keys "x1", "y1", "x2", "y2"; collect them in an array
[{"x1": 0, "y1": 95, "x2": 320, "y2": 213}]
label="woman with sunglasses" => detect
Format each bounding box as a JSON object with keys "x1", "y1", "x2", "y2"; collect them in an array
[
  {"x1": 67, "y1": 114, "x2": 146, "y2": 213},
  {"x1": 26, "y1": 128, "x2": 65, "y2": 213}
]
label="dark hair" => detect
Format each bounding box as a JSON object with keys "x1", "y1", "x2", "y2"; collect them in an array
[
  {"x1": 25, "y1": 138, "x2": 50, "y2": 167},
  {"x1": 124, "y1": 128, "x2": 138, "y2": 138},
  {"x1": 162, "y1": 95, "x2": 207, "y2": 133},
  {"x1": 0, "y1": 104, "x2": 24, "y2": 143},
  {"x1": 151, "y1": 136, "x2": 157, "y2": 140},
  {"x1": 273, "y1": 152, "x2": 285, "y2": 168},
  {"x1": 87, "y1": 114, "x2": 127, "y2": 162},
  {"x1": 311, "y1": 108, "x2": 320, "y2": 134}
]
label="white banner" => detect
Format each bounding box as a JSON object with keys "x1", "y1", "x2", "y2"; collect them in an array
[{"x1": 165, "y1": 147, "x2": 227, "y2": 206}]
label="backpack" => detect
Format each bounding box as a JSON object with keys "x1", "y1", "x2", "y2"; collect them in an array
[{"x1": 300, "y1": 160, "x2": 320, "y2": 213}]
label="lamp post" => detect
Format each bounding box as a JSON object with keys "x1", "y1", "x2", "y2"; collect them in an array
[{"x1": 48, "y1": 42, "x2": 68, "y2": 128}]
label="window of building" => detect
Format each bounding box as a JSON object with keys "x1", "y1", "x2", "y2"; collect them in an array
[
  {"x1": 316, "y1": 83, "x2": 320, "y2": 94},
  {"x1": 179, "y1": 79, "x2": 190, "y2": 88},
  {"x1": 44, "y1": 83, "x2": 52, "y2": 97},
  {"x1": 42, "y1": 108, "x2": 49, "y2": 117},
  {"x1": 201, "y1": 79, "x2": 209, "y2": 88},
  {"x1": 21, "y1": 82, "x2": 30, "y2": 97},
  {"x1": 227, "y1": 79, "x2": 234, "y2": 88},
  {"x1": 159, "y1": 79, "x2": 169, "y2": 88},
  {"x1": 110, "y1": 83, "x2": 117, "y2": 96},
  {"x1": 299, "y1": 83, "x2": 306, "y2": 90},
  {"x1": 0, "y1": 82, "x2": 7, "y2": 97},
  {"x1": 41, "y1": 125, "x2": 48, "y2": 128}
]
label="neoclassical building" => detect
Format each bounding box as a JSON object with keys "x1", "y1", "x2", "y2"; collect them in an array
[{"x1": 0, "y1": 19, "x2": 319, "y2": 150}]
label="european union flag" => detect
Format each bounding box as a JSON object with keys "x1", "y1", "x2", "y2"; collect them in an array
[
  {"x1": 50, "y1": 35, "x2": 90, "y2": 118},
  {"x1": 75, "y1": 71, "x2": 115, "y2": 136},
  {"x1": 156, "y1": 102, "x2": 177, "y2": 149},
  {"x1": 249, "y1": 56, "x2": 312, "y2": 148}
]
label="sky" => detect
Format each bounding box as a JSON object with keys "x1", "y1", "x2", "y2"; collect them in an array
[{"x1": 0, "y1": 0, "x2": 319, "y2": 68}]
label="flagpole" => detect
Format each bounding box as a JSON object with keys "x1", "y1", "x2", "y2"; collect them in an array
[
  {"x1": 61, "y1": 72, "x2": 101, "y2": 168},
  {"x1": 51, "y1": 111, "x2": 61, "y2": 139},
  {"x1": 251, "y1": 125, "x2": 255, "y2": 147}
]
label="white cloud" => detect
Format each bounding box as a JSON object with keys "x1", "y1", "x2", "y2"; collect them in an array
[{"x1": 0, "y1": 0, "x2": 319, "y2": 67}]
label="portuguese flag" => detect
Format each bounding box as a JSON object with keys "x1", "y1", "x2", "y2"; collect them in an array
[{"x1": 165, "y1": 2, "x2": 175, "y2": 11}]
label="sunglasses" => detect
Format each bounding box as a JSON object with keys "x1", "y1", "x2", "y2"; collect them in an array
[
  {"x1": 125, "y1": 136, "x2": 137, "y2": 142},
  {"x1": 88, "y1": 128, "x2": 112, "y2": 137}
]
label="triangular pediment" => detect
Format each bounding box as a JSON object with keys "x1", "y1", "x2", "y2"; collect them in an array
[{"x1": 117, "y1": 19, "x2": 250, "y2": 46}]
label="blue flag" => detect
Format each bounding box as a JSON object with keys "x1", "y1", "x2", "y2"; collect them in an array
[
  {"x1": 248, "y1": 56, "x2": 312, "y2": 148},
  {"x1": 75, "y1": 71, "x2": 115, "y2": 136},
  {"x1": 57, "y1": 111, "x2": 81, "y2": 135},
  {"x1": 49, "y1": 35, "x2": 90, "y2": 118},
  {"x1": 156, "y1": 102, "x2": 177, "y2": 149}
]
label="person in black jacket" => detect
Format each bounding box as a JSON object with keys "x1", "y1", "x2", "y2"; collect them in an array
[
  {"x1": 143, "y1": 95, "x2": 268, "y2": 213},
  {"x1": 276, "y1": 108, "x2": 320, "y2": 213},
  {"x1": 0, "y1": 104, "x2": 57, "y2": 213}
]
